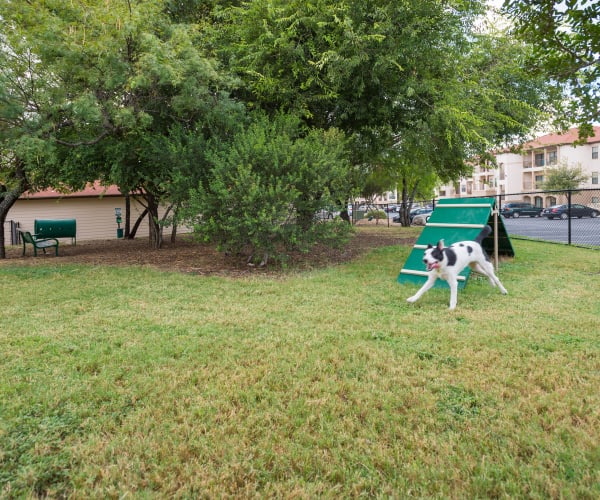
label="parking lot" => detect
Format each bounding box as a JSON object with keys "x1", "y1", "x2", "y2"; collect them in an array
[
  {"x1": 502, "y1": 216, "x2": 600, "y2": 247},
  {"x1": 352, "y1": 197, "x2": 600, "y2": 248}
]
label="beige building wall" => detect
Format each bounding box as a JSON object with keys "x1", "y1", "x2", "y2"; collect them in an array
[
  {"x1": 4, "y1": 195, "x2": 190, "y2": 243},
  {"x1": 437, "y1": 127, "x2": 600, "y2": 204}
]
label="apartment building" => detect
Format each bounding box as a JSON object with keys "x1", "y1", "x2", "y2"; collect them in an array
[{"x1": 438, "y1": 127, "x2": 600, "y2": 204}]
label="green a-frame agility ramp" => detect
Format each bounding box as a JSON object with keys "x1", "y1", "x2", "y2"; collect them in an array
[{"x1": 398, "y1": 197, "x2": 514, "y2": 289}]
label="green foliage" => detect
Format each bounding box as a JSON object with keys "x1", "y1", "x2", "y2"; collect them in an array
[
  {"x1": 221, "y1": 0, "x2": 481, "y2": 129},
  {"x1": 0, "y1": 0, "x2": 240, "y2": 249},
  {"x1": 541, "y1": 161, "x2": 589, "y2": 191},
  {"x1": 185, "y1": 113, "x2": 353, "y2": 264},
  {"x1": 503, "y1": 0, "x2": 600, "y2": 135},
  {"x1": 219, "y1": 0, "x2": 555, "y2": 193},
  {"x1": 0, "y1": 0, "x2": 568, "y2": 259},
  {"x1": 366, "y1": 209, "x2": 387, "y2": 223}
]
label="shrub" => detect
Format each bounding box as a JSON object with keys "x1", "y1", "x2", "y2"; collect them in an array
[
  {"x1": 366, "y1": 209, "x2": 387, "y2": 224},
  {"x1": 184, "y1": 113, "x2": 353, "y2": 265}
]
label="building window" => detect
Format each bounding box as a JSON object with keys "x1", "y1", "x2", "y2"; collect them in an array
[
  {"x1": 593, "y1": 146, "x2": 599, "y2": 159},
  {"x1": 535, "y1": 175, "x2": 544, "y2": 188},
  {"x1": 592, "y1": 172, "x2": 599, "y2": 185},
  {"x1": 535, "y1": 153, "x2": 544, "y2": 167},
  {"x1": 547, "y1": 151, "x2": 557, "y2": 165}
]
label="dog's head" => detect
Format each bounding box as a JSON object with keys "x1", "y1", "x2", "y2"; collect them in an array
[{"x1": 423, "y1": 240, "x2": 445, "y2": 271}]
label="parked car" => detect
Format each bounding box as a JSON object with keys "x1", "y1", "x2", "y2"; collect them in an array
[
  {"x1": 392, "y1": 207, "x2": 433, "y2": 224},
  {"x1": 315, "y1": 207, "x2": 340, "y2": 220},
  {"x1": 412, "y1": 213, "x2": 431, "y2": 226},
  {"x1": 409, "y1": 208, "x2": 433, "y2": 224},
  {"x1": 500, "y1": 202, "x2": 543, "y2": 218},
  {"x1": 542, "y1": 204, "x2": 600, "y2": 220}
]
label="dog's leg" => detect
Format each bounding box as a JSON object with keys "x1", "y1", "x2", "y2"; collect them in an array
[
  {"x1": 407, "y1": 274, "x2": 437, "y2": 304},
  {"x1": 448, "y1": 277, "x2": 459, "y2": 310},
  {"x1": 491, "y1": 270, "x2": 508, "y2": 295},
  {"x1": 473, "y1": 262, "x2": 508, "y2": 295},
  {"x1": 472, "y1": 263, "x2": 496, "y2": 287}
]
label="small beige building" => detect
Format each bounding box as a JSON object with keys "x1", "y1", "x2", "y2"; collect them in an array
[{"x1": 4, "y1": 183, "x2": 185, "y2": 244}]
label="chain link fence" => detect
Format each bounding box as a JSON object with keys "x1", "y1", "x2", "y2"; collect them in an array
[
  {"x1": 351, "y1": 188, "x2": 600, "y2": 248},
  {"x1": 2, "y1": 220, "x2": 21, "y2": 245},
  {"x1": 496, "y1": 188, "x2": 600, "y2": 248}
]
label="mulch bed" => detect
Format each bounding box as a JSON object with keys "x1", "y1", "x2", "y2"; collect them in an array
[{"x1": 1, "y1": 229, "x2": 416, "y2": 277}]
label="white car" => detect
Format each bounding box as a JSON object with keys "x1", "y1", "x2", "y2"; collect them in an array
[{"x1": 412, "y1": 213, "x2": 431, "y2": 226}]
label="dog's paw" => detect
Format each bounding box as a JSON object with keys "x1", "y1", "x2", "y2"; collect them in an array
[{"x1": 406, "y1": 296, "x2": 418, "y2": 303}]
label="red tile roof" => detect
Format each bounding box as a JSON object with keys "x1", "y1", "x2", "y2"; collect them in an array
[
  {"x1": 523, "y1": 126, "x2": 600, "y2": 149},
  {"x1": 21, "y1": 182, "x2": 122, "y2": 199}
]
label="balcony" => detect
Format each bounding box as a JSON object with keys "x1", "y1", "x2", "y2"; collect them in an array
[
  {"x1": 472, "y1": 184, "x2": 497, "y2": 196},
  {"x1": 473, "y1": 188, "x2": 498, "y2": 196}
]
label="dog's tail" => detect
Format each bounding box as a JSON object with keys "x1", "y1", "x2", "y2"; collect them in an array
[{"x1": 475, "y1": 225, "x2": 492, "y2": 244}]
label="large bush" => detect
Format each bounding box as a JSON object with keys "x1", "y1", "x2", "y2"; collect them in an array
[{"x1": 185, "y1": 113, "x2": 353, "y2": 265}]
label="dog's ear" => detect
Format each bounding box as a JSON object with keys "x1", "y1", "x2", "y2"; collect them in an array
[
  {"x1": 427, "y1": 244, "x2": 433, "y2": 249},
  {"x1": 437, "y1": 239, "x2": 445, "y2": 249}
]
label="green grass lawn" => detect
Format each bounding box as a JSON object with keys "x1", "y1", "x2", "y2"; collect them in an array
[{"x1": 1, "y1": 234, "x2": 599, "y2": 498}]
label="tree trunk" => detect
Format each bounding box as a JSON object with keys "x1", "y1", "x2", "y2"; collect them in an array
[
  {"x1": 128, "y1": 207, "x2": 148, "y2": 239},
  {"x1": 125, "y1": 194, "x2": 131, "y2": 238},
  {"x1": 146, "y1": 193, "x2": 162, "y2": 249},
  {"x1": 170, "y1": 207, "x2": 178, "y2": 243},
  {"x1": 398, "y1": 177, "x2": 419, "y2": 227},
  {"x1": 0, "y1": 192, "x2": 21, "y2": 259},
  {"x1": 0, "y1": 159, "x2": 30, "y2": 258}
]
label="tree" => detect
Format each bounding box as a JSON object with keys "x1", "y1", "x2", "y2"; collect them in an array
[
  {"x1": 0, "y1": 30, "x2": 65, "y2": 258},
  {"x1": 218, "y1": 0, "x2": 558, "y2": 205},
  {"x1": 1, "y1": 0, "x2": 238, "y2": 250},
  {"x1": 1, "y1": 0, "x2": 563, "y2": 259},
  {"x1": 214, "y1": 0, "x2": 479, "y2": 206},
  {"x1": 541, "y1": 160, "x2": 588, "y2": 191},
  {"x1": 503, "y1": 0, "x2": 600, "y2": 138}
]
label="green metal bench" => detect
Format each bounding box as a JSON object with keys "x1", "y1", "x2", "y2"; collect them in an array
[
  {"x1": 17, "y1": 229, "x2": 59, "y2": 257},
  {"x1": 34, "y1": 219, "x2": 76, "y2": 245}
]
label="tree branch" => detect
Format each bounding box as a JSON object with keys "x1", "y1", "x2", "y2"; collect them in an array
[{"x1": 54, "y1": 129, "x2": 113, "y2": 147}]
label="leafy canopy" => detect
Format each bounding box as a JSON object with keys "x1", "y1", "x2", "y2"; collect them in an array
[{"x1": 503, "y1": 0, "x2": 600, "y2": 137}]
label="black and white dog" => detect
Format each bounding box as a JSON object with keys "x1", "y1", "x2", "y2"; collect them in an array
[{"x1": 406, "y1": 225, "x2": 507, "y2": 310}]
